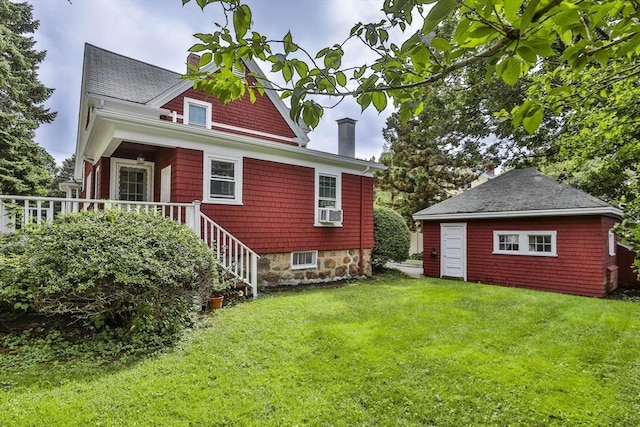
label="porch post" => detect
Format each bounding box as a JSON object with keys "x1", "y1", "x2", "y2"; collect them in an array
[
  {"x1": 191, "y1": 200, "x2": 201, "y2": 236},
  {"x1": 251, "y1": 254, "x2": 258, "y2": 299}
]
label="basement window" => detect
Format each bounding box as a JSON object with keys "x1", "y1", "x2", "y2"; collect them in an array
[
  {"x1": 493, "y1": 231, "x2": 557, "y2": 257},
  {"x1": 291, "y1": 251, "x2": 318, "y2": 270}
]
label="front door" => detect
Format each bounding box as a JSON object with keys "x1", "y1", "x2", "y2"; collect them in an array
[
  {"x1": 110, "y1": 158, "x2": 153, "y2": 202},
  {"x1": 441, "y1": 223, "x2": 467, "y2": 280}
]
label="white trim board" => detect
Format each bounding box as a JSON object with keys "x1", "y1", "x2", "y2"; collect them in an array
[{"x1": 414, "y1": 207, "x2": 623, "y2": 221}]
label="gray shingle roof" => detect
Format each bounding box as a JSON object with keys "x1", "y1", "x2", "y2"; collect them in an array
[
  {"x1": 413, "y1": 168, "x2": 618, "y2": 220},
  {"x1": 84, "y1": 44, "x2": 183, "y2": 104}
]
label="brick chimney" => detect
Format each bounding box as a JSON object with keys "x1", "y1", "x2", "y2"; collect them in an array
[
  {"x1": 186, "y1": 53, "x2": 201, "y2": 74},
  {"x1": 337, "y1": 118, "x2": 357, "y2": 157}
]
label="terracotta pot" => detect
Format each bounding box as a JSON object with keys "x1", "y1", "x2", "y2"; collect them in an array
[{"x1": 207, "y1": 296, "x2": 224, "y2": 310}]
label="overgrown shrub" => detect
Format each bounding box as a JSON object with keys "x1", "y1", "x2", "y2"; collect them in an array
[
  {"x1": 372, "y1": 207, "x2": 410, "y2": 270},
  {"x1": 0, "y1": 210, "x2": 220, "y2": 346}
]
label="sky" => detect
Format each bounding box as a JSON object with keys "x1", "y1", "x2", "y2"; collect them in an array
[{"x1": 30, "y1": 0, "x2": 402, "y2": 165}]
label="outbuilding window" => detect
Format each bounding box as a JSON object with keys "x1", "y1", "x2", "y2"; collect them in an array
[{"x1": 493, "y1": 231, "x2": 557, "y2": 257}]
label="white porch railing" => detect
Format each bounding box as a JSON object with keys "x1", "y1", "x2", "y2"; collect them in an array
[
  {"x1": 199, "y1": 213, "x2": 259, "y2": 298},
  {"x1": 0, "y1": 195, "x2": 258, "y2": 297}
]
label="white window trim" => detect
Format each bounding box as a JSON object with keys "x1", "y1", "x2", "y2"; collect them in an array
[
  {"x1": 608, "y1": 230, "x2": 616, "y2": 257},
  {"x1": 291, "y1": 250, "x2": 318, "y2": 270},
  {"x1": 183, "y1": 97, "x2": 212, "y2": 128},
  {"x1": 109, "y1": 157, "x2": 154, "y2": 201},
  {"x1": 314, "y1": 170, "x2": 342, "y2": 227},
  {"x1": 493, "y1": 230, "x2": 558, "y2": 257},
  {"x1": 203, "y1": 155, "x2": 243, "y2": 205}
]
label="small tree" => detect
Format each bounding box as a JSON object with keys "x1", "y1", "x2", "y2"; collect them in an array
[{"x1": 372, "y1": 207, "x2": 410, "y2": 271}]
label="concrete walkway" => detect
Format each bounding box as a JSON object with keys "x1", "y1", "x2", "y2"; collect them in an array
[{"x1": 387, "y1": 261, "x2": 424, "y2": 278}]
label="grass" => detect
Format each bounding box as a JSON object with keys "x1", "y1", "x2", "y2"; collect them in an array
[{"x1": 2, "y1": 274, "x2": 640, "y2": 426}]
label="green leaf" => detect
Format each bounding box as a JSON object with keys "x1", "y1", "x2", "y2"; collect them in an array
[
  {"x1": 430, "y1": 37, "x2": 451, "y2": 52},
  {"x1": 354, "y1": 65, "x2": 367, "y2": 79},
  {"x1": 293, "y1": 60, "x2": 309, "y2": 78},
  {"x1": 357, "y1": 93, "x2": 372, "y2": 111},
  {"x1": 336, "y1": 71, "x2": 347, "y2": 87},
  {"x1": 283, "y1": 31, "x2": 298, "y2": 53},
  {"x1": 372, "y1": 92, "x2": 388, "y2": 112},
  {"x1": 282, "y1": 62, "x2": 293, "y2": 83},
  {"x1": 520, "y1": 0, "x2": 541, "y2": 31},
  {"x1": 497, "y1": 57, "x2": 521, "y2": 86},
  {"x1": 189, "y1": 43, "x2": 208, "y2": 53},
  {"x1": 233, "y1": 4, "x2": 252, "y2": 39},
  {"x1": 504, "y1": 0, "x2": 524, "y2": 21},
  {"x1": 517, "y1": 46, "x2": 537, "y2": 64},
  {"x1": 199, "y1": 52, "x2": 212, "y2": 68},
  {"x1": 522, "y1": 103, "x2": 543, "y2": 134},
  {"x1": 422, "y1": 0, "x2": 458, "y2": 34}
]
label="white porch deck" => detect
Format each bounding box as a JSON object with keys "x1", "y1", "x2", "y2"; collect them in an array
[{"x1": 0, "y1": 195, "x2": 259, "y2": 298}]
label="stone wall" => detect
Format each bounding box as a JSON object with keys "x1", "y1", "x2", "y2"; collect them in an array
[{"x1": 257, "y1": 248, "x2": 372, "y2": 287}]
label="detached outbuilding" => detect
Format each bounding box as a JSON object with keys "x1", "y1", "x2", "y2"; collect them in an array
[{"x1": 413, "y1": 168, "x2": 623, "y2": 297}]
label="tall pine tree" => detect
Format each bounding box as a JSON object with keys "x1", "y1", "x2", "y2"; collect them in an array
[{"x1": 0, "y1": 0, "x2": 56, "y2": 196}]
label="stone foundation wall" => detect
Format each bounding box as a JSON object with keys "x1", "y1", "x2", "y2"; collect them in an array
[{"x1": 257, "y1": 248, "x2": 372, "y2": 287}]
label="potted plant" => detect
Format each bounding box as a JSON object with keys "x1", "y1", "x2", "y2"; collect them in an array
[{"x1": 207, "y1": 279, "x2": 229, "y2": 311}]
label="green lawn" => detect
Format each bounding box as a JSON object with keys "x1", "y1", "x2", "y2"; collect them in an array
[{"x1": 2, "y1": 275, "x2": 640, "y2": 426}]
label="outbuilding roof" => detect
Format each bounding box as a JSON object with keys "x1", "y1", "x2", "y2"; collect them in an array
[
  {"x1": 413, "y1": 168, "x2": 622, "y2": 221},
  {"x1": 84, "y1": 43, "x2": 183, "y2": 104}
]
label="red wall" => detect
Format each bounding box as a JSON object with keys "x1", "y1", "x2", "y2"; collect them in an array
[
  {"x1": 161, "y1": 87, "x2": 297, "y2": 145},
  {"x1": 170, "y1": 148, "x2": 374, "y2": 254},
  {"x1": 422, "y1": 216, "x2": 618, "y2": 297}
]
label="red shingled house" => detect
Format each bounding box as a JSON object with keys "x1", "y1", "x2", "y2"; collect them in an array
[
  {"x1": 413, "y1": 169, "x2": 623, "y2": 297},
  {"x1": 71, "y1": 44, "x2": 383, "y2": 294}
]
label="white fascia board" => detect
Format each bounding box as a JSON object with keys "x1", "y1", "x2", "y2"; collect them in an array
[
  {"x1": 91, "y1": 109, "x2": 385, "y2": 175},
  {"x1": 145, "y1": 59, "x2": 311, "y2": 146},
  {"x1": 413, "y1": 207, "x2": 623, "y2": 221},
  {"x1": 88, "y1": 93, "x2": 171, "y2": 118},
  {"x1": 74, "y1": 55, "x2": 90, "y2": 180}
]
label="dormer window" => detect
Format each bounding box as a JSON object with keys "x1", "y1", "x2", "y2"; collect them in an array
[{"x1": 183, "y1": 98, "x2": 212, "y2": 128}]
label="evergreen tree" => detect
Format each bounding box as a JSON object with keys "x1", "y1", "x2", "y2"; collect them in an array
[
  {"x1": 48, "y1": 155, "x2": 76, "y2": 197},
  {"x1": 0, "y1": 0, "x2": 56, "y2": 196}
]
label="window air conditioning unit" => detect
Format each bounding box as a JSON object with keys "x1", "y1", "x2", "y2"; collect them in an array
[{"x1": 318, "y1": 208, "x2": 342, "y2": 224}]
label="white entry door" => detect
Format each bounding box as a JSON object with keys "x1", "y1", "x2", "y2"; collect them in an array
[{"x1": 441, "y1": 223, "x2": 467, "y2": 280}]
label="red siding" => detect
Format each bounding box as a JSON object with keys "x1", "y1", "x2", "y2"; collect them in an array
[
  {"x1": 160, "y1": 148, "x2": 375, "y2": 253},
  {"x1": 94, "y1": 157, "x2": 110, "y2": 199},
  {"x1": 161, "y1": 86, "x2": 297, "y2": 145},
  {"x1": 154, "y1": 148, "x2": 177, "y2": 202},
  {"x1": 422, "y1": 216, "x2": 617, "y2": 297}
]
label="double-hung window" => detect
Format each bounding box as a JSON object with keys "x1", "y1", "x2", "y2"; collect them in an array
[
  {"x1": 318, "y1": 175, "x2": 337, "y2": 208},
  {"x1": 315, "y1": 171, "x2": 342, "y2": 226},
  {"x1": 493, "y1": 231, "x2": 557, "y2": 256},
  {"x1": 205, "y1": 156, "x2": 242, "y2": 204},
  {"x1": 183, "y1": 98, "x2": 212, "y2": 128}
]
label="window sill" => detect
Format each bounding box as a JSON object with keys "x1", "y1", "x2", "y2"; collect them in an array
[
  {"x1": 291, "y1": 264, "x2": 318, "y2": 270},
  {"x1": 314, "y1": 223, "x2": 343, "y2": 228},
  {"x1": 203, "y1": 199, "x2": 243, "y2": 206},
  {"x1": 492, "y1": 251, "x2": 558, "y2": 257}
]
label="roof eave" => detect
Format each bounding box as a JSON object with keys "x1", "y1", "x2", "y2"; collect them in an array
[
  {"x1": 87, "y1": 109, "x2": 386, "y2": 172},
  {"x1": 413, "y1": 207, "x2": 623, "y2": 221}
]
